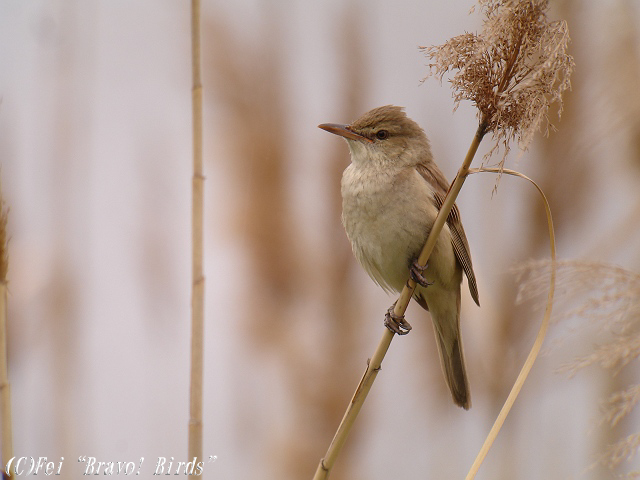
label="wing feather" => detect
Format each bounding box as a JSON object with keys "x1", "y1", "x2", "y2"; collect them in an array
[{"x1": 415, "y1": 163, "x2": 480, "y2": 306}]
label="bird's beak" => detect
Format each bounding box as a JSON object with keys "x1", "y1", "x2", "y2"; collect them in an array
[{"x1": 318, "y1": 123, "x2": 373, "y2": 143}]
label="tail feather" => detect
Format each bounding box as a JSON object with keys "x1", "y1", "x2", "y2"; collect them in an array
[
  {"x1": 419, "y1": 289, "x2": 471, "y2": 409},
  {"x1": 436, "y1": 332, "x2": 470, "y2": 409}
]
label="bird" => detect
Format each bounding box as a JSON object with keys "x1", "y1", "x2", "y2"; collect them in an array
[{"x1": 318, "y1": 105, "x2": 479, "y2": 409}]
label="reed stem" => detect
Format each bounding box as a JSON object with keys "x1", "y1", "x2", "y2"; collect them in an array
[{"x1": 188, "y1": 0, "x2": 205, "y2": 476}]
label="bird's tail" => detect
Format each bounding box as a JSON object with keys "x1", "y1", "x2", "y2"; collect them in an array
[
  {"x1": 435, "y1": 328, "x2": 470, "y2": 409},
  {"x1": 429, "y1": 290, "x2": 471, "y2": 409}
]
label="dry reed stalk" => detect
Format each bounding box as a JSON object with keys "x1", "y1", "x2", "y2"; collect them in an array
[
  {"x1": 188, "y1": 0, "x2": 205, "y2": 475},
  {"x1": 0, "y1": 189, "x2": 12, "y2": 479},
  {"x1": 465, "y1": 167, "x2": 555, "y2": 479},
  {"x1": 314, "y1": 2, "x2": 572, "y2": 479}
]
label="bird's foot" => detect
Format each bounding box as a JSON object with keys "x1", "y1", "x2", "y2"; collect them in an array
[
  {"x1": 409, "y1": 258, "x2": 433, "y2": 287},
  {"x1": 384, "y1": 304, "x2": 412, "y2": 335}
]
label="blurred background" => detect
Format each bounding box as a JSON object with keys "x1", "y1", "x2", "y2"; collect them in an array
[{"x1": 1, "y1": 0, "x2": 640, "y2": 478}]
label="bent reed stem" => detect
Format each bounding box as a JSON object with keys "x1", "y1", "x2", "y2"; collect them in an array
[
  {"x1": 464, "y1": 167, "x2": 556, "y2": 479},
  {"x1": 312, "y1": 121, "x2": 488, "y2": 480}
]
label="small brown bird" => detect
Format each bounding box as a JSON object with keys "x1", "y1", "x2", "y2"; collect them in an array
[{"x1": 319, "y1": 105, "x2": 479, "y2": 409}]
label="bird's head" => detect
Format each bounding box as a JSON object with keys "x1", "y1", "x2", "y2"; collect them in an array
[{"x1": 319, "y1": 105, "x2": 431, "y2": 167}]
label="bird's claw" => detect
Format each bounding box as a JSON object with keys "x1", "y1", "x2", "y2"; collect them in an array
[
  {"x1": 410, "y1": 258, "x2": 433, "y2": 288},
  {"x1": 384, "y1": 305, "x2": 412, "y2": 335}
]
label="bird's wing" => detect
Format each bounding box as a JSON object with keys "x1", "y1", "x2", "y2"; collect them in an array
[{"x1": 415, "y1": 163, "x2": 480, "y2": 306}]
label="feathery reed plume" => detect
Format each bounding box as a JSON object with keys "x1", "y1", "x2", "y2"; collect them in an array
[
  {"x1": 517, "y1": 260, "x2": 640, "y2": 475},
  {"x1": 602, "y1": 385, "x2": 640, "y2": 430},
  {"x1": 421, "y1": 0, "x2": 574, "y2": 166},
  {"x1": 188, "y1": 0, "x2": 205, "y2": 475},
  {"x1": 599, "y1": 434, "x2": 640, "y2": 473},
  {"x1": 0, "y1": 185, "x2": 13, "y2": 480},
  {"x1": 516, "y1": 260, "x2": 640, "y2": 338}
]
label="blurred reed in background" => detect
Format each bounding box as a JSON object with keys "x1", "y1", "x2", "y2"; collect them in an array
[{"x1": 2, "y1": 1, "x2": 640, "y2": 479}]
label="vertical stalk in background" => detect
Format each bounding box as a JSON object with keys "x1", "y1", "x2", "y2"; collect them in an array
[
  {"x1": 0, "y1": 191, "x2": 13, "y2": 480},
  {"x1": 189, "y1": 0, "x2": 205, "y2": 476}
]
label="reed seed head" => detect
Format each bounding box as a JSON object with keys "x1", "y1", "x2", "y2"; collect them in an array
[{"x1": 421, "y1": 0, "x2": 575, "y2": 166}]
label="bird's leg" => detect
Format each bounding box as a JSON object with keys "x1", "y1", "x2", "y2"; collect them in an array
[
  {"x1": 384, "y1": 302, "x2": 412, "y2": 335},
  {"x1": 409, "y1": 258, "x2": 433, "y2": 287}
]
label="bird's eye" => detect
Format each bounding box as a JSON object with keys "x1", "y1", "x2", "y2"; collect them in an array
[{"x1": 375, "y1": 130, "x2": 389, "y2": 140}]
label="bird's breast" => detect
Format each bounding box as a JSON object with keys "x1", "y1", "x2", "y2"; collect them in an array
[{"x1": 341, "y1": 164, "x2": 454, "y2": 292}]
